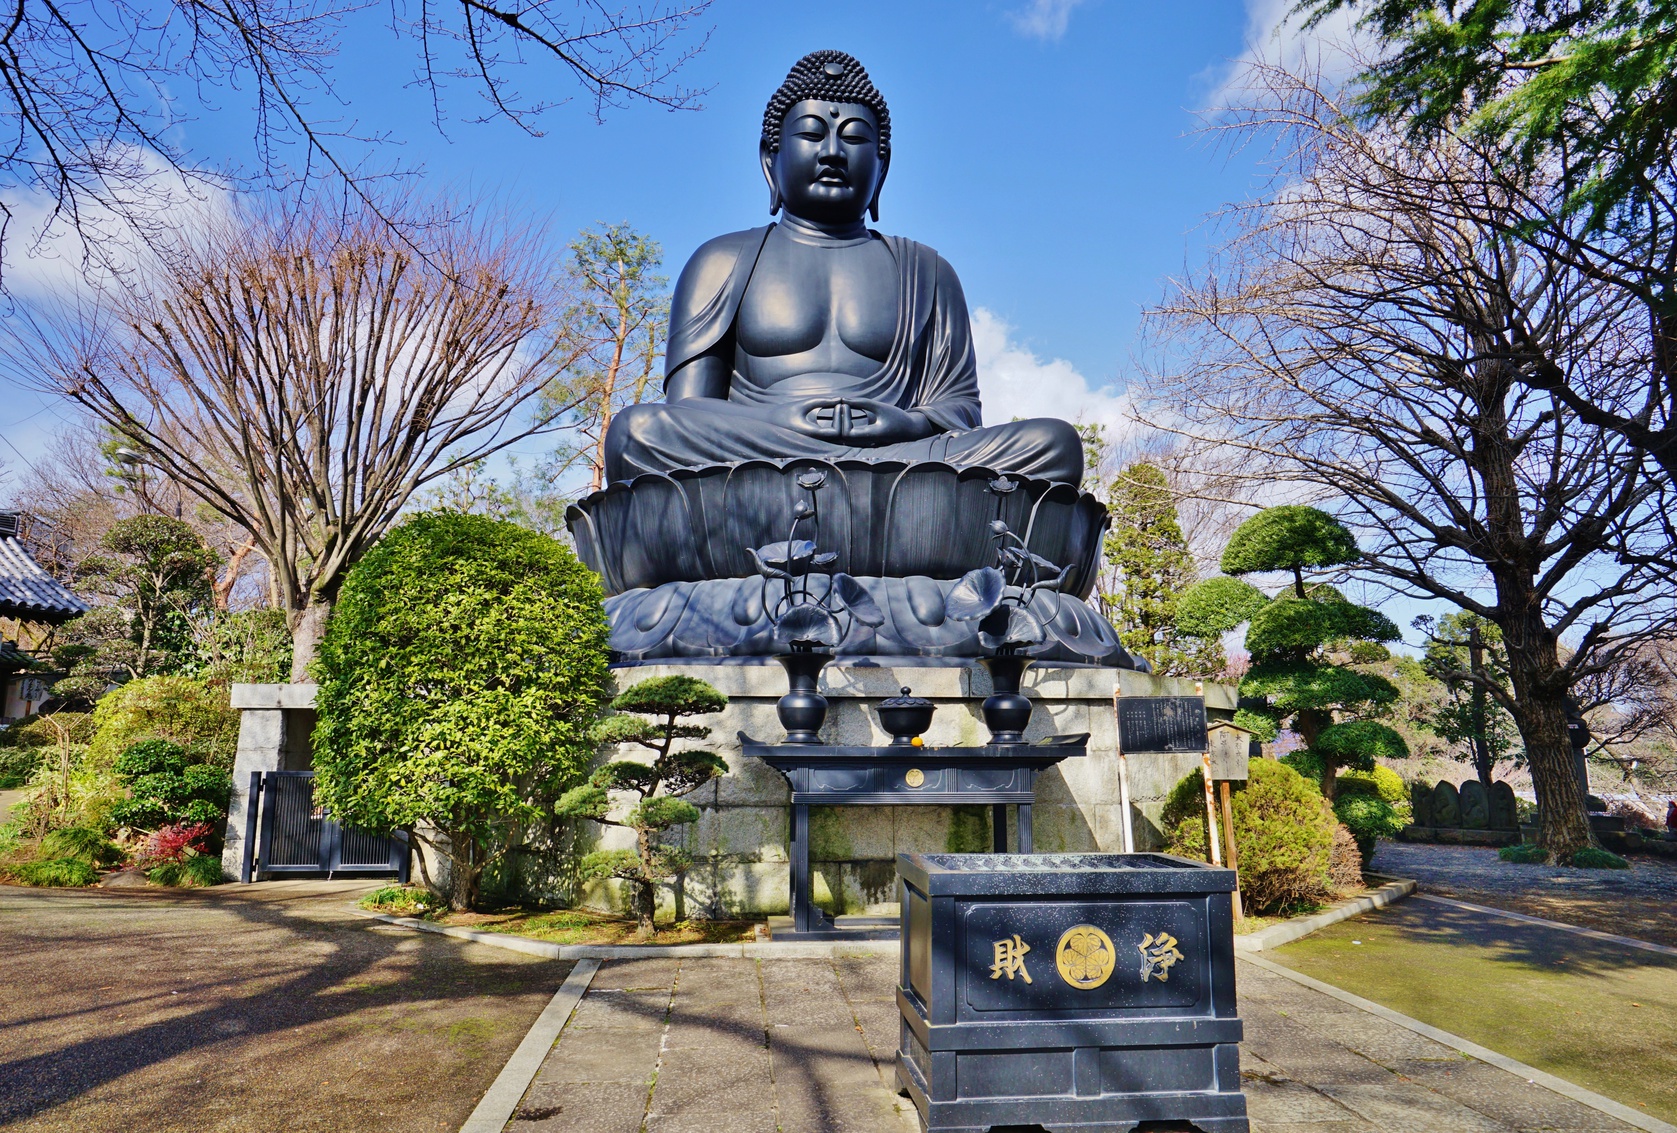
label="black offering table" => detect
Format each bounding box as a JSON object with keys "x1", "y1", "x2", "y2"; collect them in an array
[
  {"x1": 897, "y1": 851, "x2": 1247, "y2": 1133},
  {"x1": 742, "y1": 733, "x2": 1087, "y2": 939}
]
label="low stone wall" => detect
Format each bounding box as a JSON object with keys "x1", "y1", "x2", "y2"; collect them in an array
[
  {"x1": 568, "y1": 661, "x2": 1235, "y2": 919},
  {"x1": 222, "y1": 666, "x2": 1238, "y2": 914}
]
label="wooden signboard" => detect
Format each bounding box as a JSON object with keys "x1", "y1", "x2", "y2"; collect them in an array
[{"x1": 1115, "y1": 696, "x2": 1208, "y2": 754}]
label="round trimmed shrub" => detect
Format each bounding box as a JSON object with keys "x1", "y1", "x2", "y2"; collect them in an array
[
  {"x1": 1337, "y1": 764, "x2": 1406, "y2": 806},
  {"x1": 1162, "y1": 759, "x2": 1337, "y2": 915},
  {"x1": 312, "y1": 511, "x2": 612, "y2": 912},
  {"x1": 1332, "y1": 791, "x2": 1402, "y2": 866}
]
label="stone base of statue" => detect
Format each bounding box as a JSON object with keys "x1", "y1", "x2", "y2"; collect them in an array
[
  {"x1": 566, "y1": 458, "x2": 1140, "y2": 668},
  {"x1": 544, "y1": 662, "x2": 1234, "y2": 921},
  {"x1": 602, "y1": 576, "x2": 1125, "y2": 664}
]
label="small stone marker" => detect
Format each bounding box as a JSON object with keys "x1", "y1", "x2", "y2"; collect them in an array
[
  {"x1": 1411, "y1": 781, "x2": 1433, "y2": 828},
  {"x1": 1489, "y1": 781, "x2": 1518, "y2": 831},
  {"x1": 1459, "y1": 780, "x2": 1490, "y2": 830},
  {"x1": 1431, "y1": 780, "x2": 1461, "y2": 828}
]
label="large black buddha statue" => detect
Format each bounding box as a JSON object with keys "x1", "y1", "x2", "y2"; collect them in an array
[
  {"x1": 604, "y1": 51, "x2": 1082, "y2": 486},
  {"x1": 570, "y1": 50, "x2": 1134, "y2": 668}
]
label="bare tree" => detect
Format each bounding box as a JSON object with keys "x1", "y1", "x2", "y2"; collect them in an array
[
  {"x1": 12, "y1": 195, "x2": 590, "y2": 680},
  {"x1": 1143, "y1": 62, "x2": 1675, "y2": 858},
  {"x1": 0, "y1": 0, "x2": 711, "y2": 285}
]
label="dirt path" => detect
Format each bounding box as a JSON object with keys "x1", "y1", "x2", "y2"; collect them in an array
[
  {"x1": 1372, "y1": 839, "x2": 1677, "y2": 949},
  {"x1": 0, "y1": 881, "x2": 571, "y2": 1133}
]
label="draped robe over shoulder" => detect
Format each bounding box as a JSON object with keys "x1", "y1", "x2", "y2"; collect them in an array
[{"x1": 602, "y1": 225, "x2": 1084, "y2": 486}]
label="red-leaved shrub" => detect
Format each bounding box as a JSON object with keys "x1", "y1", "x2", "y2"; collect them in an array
[{"x1": 137, "y1": 822, "x2": 214, "y2": 868}]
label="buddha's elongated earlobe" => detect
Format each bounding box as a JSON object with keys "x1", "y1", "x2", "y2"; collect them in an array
[
  {"x1": 760, "y1": 140, "x2": 781, "y2": 216},
  {"x1": 869, "y1": 152, "x2": 890, "y2": 222}
]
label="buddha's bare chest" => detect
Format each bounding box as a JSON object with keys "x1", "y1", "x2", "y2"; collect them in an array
[{"x1": 735, "y1": 237, "x2": 897, "y2": 363}]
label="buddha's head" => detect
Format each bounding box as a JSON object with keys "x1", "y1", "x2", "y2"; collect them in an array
[{"x1": 760, "y1": 50, "x2": 890, "y2": 225}]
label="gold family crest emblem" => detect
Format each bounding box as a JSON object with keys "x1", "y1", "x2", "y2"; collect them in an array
[
  {"x1": 1138, "y1": 932, "x2": 1185, "y2": 983},
  {"x1": 1054, "y1": 925, "x2": 1116, "y2": 989}
]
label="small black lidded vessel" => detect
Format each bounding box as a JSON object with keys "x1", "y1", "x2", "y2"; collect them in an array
[{"x1": 877, "y1": 686, "x2": 935, "y2": 746}]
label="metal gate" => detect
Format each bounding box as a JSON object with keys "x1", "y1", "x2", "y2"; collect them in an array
[{"x1": 241, "y1": 771, "x2": 410, "y2": 882}]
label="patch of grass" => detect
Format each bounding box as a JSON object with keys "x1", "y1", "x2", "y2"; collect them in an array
[
  {"x1": 146, "y1": 852, "x2": 224, "y2": 887},
  {"x1": 41, "y1": 826, "x2": 125, "y2": 867},
  {"x1": 436, "y1": 907, "x2": 758, "y2": 946},
  {"x1": 11, "y1": 856, "x2": 101, "y2": 887},
  {"x1": 1498, "y1": 843, "x2": 1632, "y2": 869},
  {"x1": 360, "y1": 885, "x2": 443, "y2": 917},
  {"x1": 1272, "y1": 903, "x2": 1677, "y2": 1122}
]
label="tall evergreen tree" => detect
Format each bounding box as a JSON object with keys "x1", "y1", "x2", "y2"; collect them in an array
[{"x1": 1103, "y1": 463, "x2": 1220, "y2": 676}]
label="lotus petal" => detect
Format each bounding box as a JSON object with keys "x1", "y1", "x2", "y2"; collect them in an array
[
  {"x1": 830, "y1": 573, "x2": 885, "y2": 626},
  {"x1": 944, "y1": 567, "x2": 1005, "y2": 621},
  {"x1": 774, "y1": 603, "x2": 842, "y2": 648}
]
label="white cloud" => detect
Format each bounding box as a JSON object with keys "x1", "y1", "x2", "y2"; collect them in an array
[
  {"x1": 1008, "y1": 0, "x2": 1087, "y2": 41},
  {"x1": 0, "y1": 149, "x2": 234, "y2": 303},
  {"x1": 972, "y1": 307, "x2": 1133, "y2": 443},
  {"x1": 1202, "y1": 0, "x2": 1365, "y2": 108}
]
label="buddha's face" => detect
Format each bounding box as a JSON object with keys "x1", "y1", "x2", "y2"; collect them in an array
[{"x1": 762, "y1": 99, "x2": 886, "y2": 224}]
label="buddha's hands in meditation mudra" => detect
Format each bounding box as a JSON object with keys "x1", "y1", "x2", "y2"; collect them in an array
[
  {"x1": 601, "y1": 50, "x2": 1084, "y2": 488},
  {"x1": 768, "y1": 395, "x2": 931, "y2": 444}
]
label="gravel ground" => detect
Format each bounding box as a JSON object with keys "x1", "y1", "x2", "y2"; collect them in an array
[
  {"x1": 0, "y1": 880, "x2": 571, "y2": 1133},
  {"x1": 1370, "y1": 840, "x2": 1677, "y2": 948}
]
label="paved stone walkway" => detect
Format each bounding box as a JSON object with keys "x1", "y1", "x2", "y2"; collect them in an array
[{"x1": 508, "y1": 954, "x2": 1644, "y2": 1133}]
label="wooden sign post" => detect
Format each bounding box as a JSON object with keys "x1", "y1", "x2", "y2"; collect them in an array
[
  {"x1": 1207, "y1": 721, "x2": 1256, "y2": 923},
  {"x1": 1113, "y1": 694, "x2": 1210, "y2": 859}
]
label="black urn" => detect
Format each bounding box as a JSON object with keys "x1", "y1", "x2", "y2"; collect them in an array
[
  {"x1": 776, "y1": 651, "x2": 833, "y2": 744},
  {"x1": 877, "y1": 687, "x2": 935, "y2": 746},
  {"x1": 979, "y1": 655, "x2": 1033, "y2": 744}
]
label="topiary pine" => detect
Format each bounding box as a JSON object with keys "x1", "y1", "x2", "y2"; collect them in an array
[
  {"x1": 1183, "y1": 507, "x2": 1405, "y2": 801},
  {"x1": 557, "y1": 675, "x2": 729, "y2": 937},
  {"x1": 1219, "y1": 505, "x2": 1360, "y2": 596}
]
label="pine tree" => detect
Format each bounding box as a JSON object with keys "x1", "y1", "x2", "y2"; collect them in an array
[{"x1": 1102, "y1": 463, "x2": 1220, "y2": 676}]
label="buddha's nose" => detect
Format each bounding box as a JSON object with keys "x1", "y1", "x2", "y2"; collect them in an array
[{"x1": 818, "y1": 132, "x2": 845, "y2": 163}]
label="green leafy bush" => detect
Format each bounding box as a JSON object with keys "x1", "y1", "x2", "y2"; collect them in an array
[
  {"x1": 313, "y1": 511, "x2": 612, "y2": 912},
  {"x1": 1163, "y1": 759, "x2": 1336, "y2": 915},
  {"x1": 0, "y1": 745, "x2": 45, "y2": 789},
  {"x1": 1332, "y1": 792, "x2": 1402, "y2": 866},
  {"x1": 87, "y1": 677, "x2": 239, "y2": 769},
  {"x1": 108, "y1": 740, "x2": 231, "y2": 832},
  {"x1": 1499, "y1": 842, "x2": 1546, "y2": 864},
  {"x1": 11, "y1": 857, "x2": 101, "y2": 887}
]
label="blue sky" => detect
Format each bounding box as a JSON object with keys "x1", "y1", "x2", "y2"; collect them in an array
[{"x1": 0, "y1": 0, "x2": 1313, "y2": 467}]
